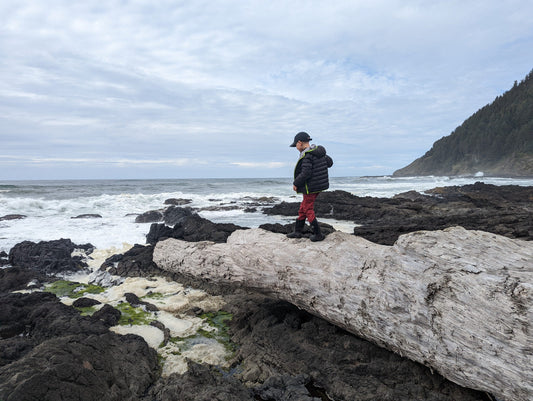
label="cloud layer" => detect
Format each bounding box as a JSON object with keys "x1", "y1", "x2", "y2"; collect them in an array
[{"x1": 1, "y1": 0, "x2": 532, "y2": 179}]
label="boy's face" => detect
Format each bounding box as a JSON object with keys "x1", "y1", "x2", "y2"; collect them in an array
[{"x1": 295, "y1": 141, "x2": 308, "y2": 152}]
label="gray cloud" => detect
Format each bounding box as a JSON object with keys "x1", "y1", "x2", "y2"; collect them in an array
[{"x1": 1, "y1": 0, "x2": 532, "y2": 179}]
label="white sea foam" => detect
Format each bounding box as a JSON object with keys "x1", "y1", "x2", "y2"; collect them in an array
[
  {"x1": 1, "y1": 176, "x2": 532, "y2": 253},
  {"x1": 52, "y1": 258, "x2": 231, "y2": 377},
  {"x1": 159, "y1": 337, "x2": 231, "y2": 376},
  {"x1": 110, "y1": 325, "x2": 165, "y2": 349}
]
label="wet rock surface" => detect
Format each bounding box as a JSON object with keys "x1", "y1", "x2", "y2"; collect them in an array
[
  {"x1": 260, "y1": 221, "x2": 335, "y2": 239},
  {"x1": 0, "y1": 292, "x2": 158, "y2": 401},
  {"x1": 0, "y1": 214, "x2": 26, "y2": 221},
  {"x1": 224, "y1": 296, "x2": 490, "y2": 401},
  {"x1": 0, "y1": 250, "x2": 10, "y2": 267},
  {"x1": 162, "y1": 205, "x2": 194, "y2": 226},
  {"x1": 100, "y1": 243, "x2": 164, "y2": 277},
  {"x1": 146, "y1": 212, "x2": 247, "y2": 244},
  {"x1": 71, "y1": 213, "x2": 102, "y2": 219},
  {"x1": 135, "y1": 209, "x2": 164, "y2": 223},
  {"x1": 264, "y1": 182, "x2": 533, "y2": 244},
  {"x1": 8, "y1": 238, "x2": 94, "y2": 274},
  {"x1": 145, "y1": 362, "x2": 256, "y2": 401},
  {"x1": 164, "y1": 198, "x2": 192, "y2": 206},
  {"x1": 0, "y1": 267, "x2": 46, "y2": 292}
]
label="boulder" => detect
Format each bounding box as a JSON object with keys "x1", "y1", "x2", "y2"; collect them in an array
[
  {"x1": 91, "y1": 304, "x2": 122, "y2": 327},
  {"x1": 135, "y1": 210, "x2": 164, "y2": 223},
  {"x1": 153, "y1": 227, "x2": 533, "y2": 401},
  {"x1": 125, "y1": 292, "x2": 158, "y2": 311},
  {"x1": 71, "y1": 214, "x2": 102, "y2": 219},
  {"x1": 0, "y1": 292, "x2": 159, "y2": 400},
  {"x1": 87, "y1": 269, "x2": 124, "y2": 288},
  {"x1": 164, "y1": 198, "x2": 192, "y2": 206},
  {"x1": 100, "y1": 244, "x2": 163, "y2": 277},
  {"x1": 146, "y1": 214, "x2": 247, "y2": 244},
  {"x1": 162, "y1": 206, "x2": 193, "y2": 226},
  {"x1": 259, "y1": 221, "x2": 335, "y2": 239},
  {"x1": 8, "y1": 239, "x2": 94, "y2": 275},
  {"x1": 0, "y1": 267, "x2": 46, "y2": 293},
  {"x1": 146, "y1": 223, "x2": 174, "y2": 245},
  {"x1": 0, "y1": 214, "x2": 26, "y2": 221},
  {"x1": 0, "y1": 251, "x2": 9, "y2": 267},
  {"x1": 72, "y1": 297, "x2": 101, "y2": 308}
]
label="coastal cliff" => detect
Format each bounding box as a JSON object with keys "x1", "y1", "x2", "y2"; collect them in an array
[
  {"x1": 394, "y1": 69, "x2": 533, "y2": 177},
  {"x1": 154, "y1": 227, "x2": 533, "y2": 401}
]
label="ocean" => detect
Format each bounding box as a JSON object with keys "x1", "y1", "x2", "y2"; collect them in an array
[{"x1": 1, "y1": 175, "x2": 533, "y2": 254}]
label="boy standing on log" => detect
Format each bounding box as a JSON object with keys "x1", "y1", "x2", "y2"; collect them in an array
[{"x1": 287, "y1": 131, "x2": 333, "y2": 241}]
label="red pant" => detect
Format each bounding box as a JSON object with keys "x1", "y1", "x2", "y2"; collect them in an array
[{"x1": 297, "y1": 193, "x2": 319, "y2": 222}]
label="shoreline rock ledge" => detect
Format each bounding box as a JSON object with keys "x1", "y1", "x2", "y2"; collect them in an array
[{"x1": 153, "y1": 226, "x2": 533, "y2": 401}]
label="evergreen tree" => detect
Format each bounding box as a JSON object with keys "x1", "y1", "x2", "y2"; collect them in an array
[{"x1": 394, "y1": 69, "x2": 533, "y2": 177}]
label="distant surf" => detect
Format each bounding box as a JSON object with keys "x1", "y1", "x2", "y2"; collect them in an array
[{"x1": 1, "y1": 176, "x2": 532, "y2": 253}]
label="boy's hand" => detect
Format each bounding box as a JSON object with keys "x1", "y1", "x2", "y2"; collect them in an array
[{"x1": 293, "y1": 185, "x2": 297, "y2": 191}]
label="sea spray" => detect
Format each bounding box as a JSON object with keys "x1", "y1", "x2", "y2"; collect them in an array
[{"x1": 3, "y1": 176, "x2": 533, "y2": 253}]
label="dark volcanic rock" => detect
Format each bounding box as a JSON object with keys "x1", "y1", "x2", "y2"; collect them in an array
[
  {"x1": 91, "y1": 304, "x2": 122, "y2": 327},
  {"x1": 125, "y1": 292, "x2": 158, "y2": 312},
  {"x1": 253, "y1": 374, "x2": 322, "y2": 401},
  {"x1": 0, "y1": 251, "x2": 11, "y2": 267},
  {"x1": 100, "y1": 244, "x2": 164, "y2": 277},
  {"x1": 162, "y1": 206, "x2": 194, "y2": 226},
  {"x1": 146, "y1": 223, "x2": 174, "y2": 244},
  {"x1": 259, "y1": 221, "x2": 335, "y2": 239},
  {"x1": 72, "y1": 297, "x2": 101, "y2": 308},
  {"x1": 0, "y1": 292, "x2": 158, "y2": 401},
  {"x1": 225, "y1": 296, "x2": 489, "y2": 401},
  {"x1": 264, "y1": 184, "x2": 533, "y2": 245},
  {"x1": 147, "y1": 213, "x2": 247, "y2": 244},
  {"x1": 144, "y1": 362, "x2": 255, "y2": 401},
  {"x1": 0, "y1": 214, "x2": 26, "y2": 221},
  {"x1": 164, "y1": 198, "x2": 192, "y2": 206},
  {"x1": 135, "y1": 210, "x2": 164, "y2": 223},
  {"x1": 8, "y1": 239, "x2": 94, "y2": 274},
  {"x1": 0, "y1": 267, "x2": 45, "y2": 293},
  {"x1": 71, "y1": 214, "x2": 102, "y2": 219}
]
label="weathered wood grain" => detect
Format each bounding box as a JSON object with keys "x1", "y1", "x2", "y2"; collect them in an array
[{"x1": 153, "y1": 227, "x2": 533, "y2": 401}]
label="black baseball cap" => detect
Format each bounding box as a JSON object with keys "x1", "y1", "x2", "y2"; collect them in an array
[{"x1": 290, "y1": 131, "x2": 312, "y2": 147}]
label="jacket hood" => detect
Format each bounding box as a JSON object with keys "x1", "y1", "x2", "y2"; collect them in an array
[{"x1": 308, "y1": 145, "x2": 326, "y2": 158}]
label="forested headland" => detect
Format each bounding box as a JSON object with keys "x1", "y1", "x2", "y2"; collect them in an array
[{"x1": 394, "y1": 69, "x2": 533, "y2": 177}]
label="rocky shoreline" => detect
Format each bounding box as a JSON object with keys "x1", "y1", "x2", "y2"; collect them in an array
[
  {"x1": 1, "y1": 182, "x2": 531, "y2": 401},
  {"x1": 264, "y1": 181, "x2": 533, "y2": 244}
]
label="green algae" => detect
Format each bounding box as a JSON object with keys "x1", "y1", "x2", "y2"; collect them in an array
[
  {"x1": 115, "y1": 302, "x2": 156, "y2": 326},
  {"x1": 44, "y1": 280, "x2": 105, "y2": 299},
  {"x1": 141, "y1": 291, "x2": 166, "y2": 300},
  {"x1": 166, "y1": 311, "x2": 237, "y2": 361},
  {"x1": 75, "y1": 306, "x2": 98, "y2": 316},
  {"x1": 200, "y1": 311, "x2": 236, "y2": 355}
]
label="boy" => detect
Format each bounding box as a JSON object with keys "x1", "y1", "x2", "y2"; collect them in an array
[{"x1": 287, "y1": 131, "x2": 333, "y2": 241}]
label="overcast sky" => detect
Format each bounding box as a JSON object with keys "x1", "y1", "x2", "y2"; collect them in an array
[{"x1": 1, "y1": 0, "x2": 532, "y2": 180}]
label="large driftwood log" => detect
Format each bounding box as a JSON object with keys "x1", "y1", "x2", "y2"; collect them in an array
[{"x1": 153, "y1": 227, "x2": 533, "y2": 401}]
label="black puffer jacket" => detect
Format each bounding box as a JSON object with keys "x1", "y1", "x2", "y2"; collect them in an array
[{"x1": 293, "y1": 145, "x2": 333, "y2": 194}]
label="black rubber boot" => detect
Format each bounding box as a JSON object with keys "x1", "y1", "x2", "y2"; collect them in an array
[
  {"x1": 287, "y1": 219, "x2": 305, "y2": 238},
  {"x1": 310, "y1": 219, "x2": 325, "y2": 242}
]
